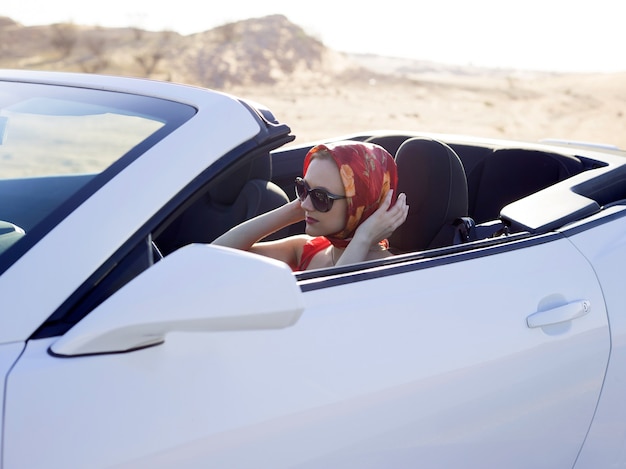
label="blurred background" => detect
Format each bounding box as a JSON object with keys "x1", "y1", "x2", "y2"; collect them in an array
[{"x1": 2, "y1": 0, "x2": 624, "y2": 147}]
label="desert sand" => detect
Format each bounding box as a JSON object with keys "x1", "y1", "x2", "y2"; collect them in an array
[{"x1": 230, "y1": 70, "x2": 626, "y2": 149}]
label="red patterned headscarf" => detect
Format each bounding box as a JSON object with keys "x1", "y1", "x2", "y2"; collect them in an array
[{"x1": 303, "y1": 141, "x2": 398, "y2": 247}]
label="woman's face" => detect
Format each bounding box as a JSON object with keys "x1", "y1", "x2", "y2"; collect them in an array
[{"x1": 301, "y1": 156, "x2": 347, "y2": 237}]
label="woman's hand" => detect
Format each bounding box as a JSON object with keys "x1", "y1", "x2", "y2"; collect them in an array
[
  {"x1": 354, "y1": 190, "x2": 409, "y2": 246},
  {"x1": 284, "y1": 197, "x2": 306, "y2": 225}
]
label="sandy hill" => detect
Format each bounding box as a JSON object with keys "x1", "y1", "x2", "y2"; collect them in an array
[
  {"x1": 1, "y1": 14, "x2": 625, "y2": 148},
  {"x1": 0, "y1": 14, "x2": 360, "y2": 87}
]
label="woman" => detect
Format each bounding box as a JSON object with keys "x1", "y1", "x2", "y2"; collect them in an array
[{"x1": 212, "y1": 140, "x2": 409, "y2": 271}]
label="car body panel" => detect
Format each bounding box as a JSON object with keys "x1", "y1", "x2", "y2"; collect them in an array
[
  {"x1": 563, "y1": 208, "x2": 626, "y2": 468},
  {"x1": 0, "y1": 342, "x2": 25, "y2": 459},
  {"x1": 3, "y1": 236, "x2": 609, "y2": 468}
]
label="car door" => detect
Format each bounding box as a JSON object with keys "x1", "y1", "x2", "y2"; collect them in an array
[
  {"x1": 291, "y1": 235, "x2": 609, "y2": 468},
  {"x1": 2, "y1": 234, "x2": 608, "y2": 469}
]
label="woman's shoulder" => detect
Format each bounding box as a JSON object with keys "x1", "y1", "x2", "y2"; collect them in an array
[
  {"x1": 302, "y1": 235, "x2": 331, "y2": 248},
  {"x1": 297, "y1": 236, "x2": 332, "y2": 271},
  {"x1": 284, "y1": 234, "x2": 315, "y2": 248},
  {"x1": 288, "y1": 234, "x2": 325, "y2": 258}
]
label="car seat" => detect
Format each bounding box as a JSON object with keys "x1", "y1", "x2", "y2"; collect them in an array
[
  {"x1": 157, "y1": 152, "x2": 290, "y2": 255},
  {"x1": 467, "y1": 148, "x2": 584, "y2": 224},
  {"x1": 389, "y1": 137, "x2": 469, "y2": 253}
]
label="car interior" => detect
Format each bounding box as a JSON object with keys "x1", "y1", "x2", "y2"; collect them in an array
[
  {"x1": 263, "y1": 133, "x2": 600, "y2": 254},
  {"x1": 0, "y1": 132, "x2": 615, "y2": 270},
  {"x1": 150, "y1": 131, "x2": 614, "y2": 268}
]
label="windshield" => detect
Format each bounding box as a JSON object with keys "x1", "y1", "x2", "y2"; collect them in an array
[
  {"x1": 1, "y1": 97, "x2": 164, "y2": 177},
  {"x1": 0, "y1": 80, "x2": 196, "y2": 271}
]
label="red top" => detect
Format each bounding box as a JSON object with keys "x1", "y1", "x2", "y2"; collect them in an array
[{"x1": 295, "y1": 236, "x2": 332, "y2": 271}]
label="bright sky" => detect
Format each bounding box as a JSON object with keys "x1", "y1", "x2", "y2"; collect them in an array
[{"x1": 3, "y1": 0, "x2": 624, "y2": 72}]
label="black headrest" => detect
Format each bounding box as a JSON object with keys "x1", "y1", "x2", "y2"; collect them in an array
[
  {"x1": 365, "y1": 134, "x2": 411, "y2": 158},
  {"x1": 389, "y1": 138, "x2": 468, "y2": 252},
  {"x1": 208, "y1": 153, "x2": 272, "y2": 205}
]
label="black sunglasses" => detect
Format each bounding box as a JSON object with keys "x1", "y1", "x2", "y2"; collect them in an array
[{"x1": 295, "y1": 177, "x2": 347, "y2": 212}]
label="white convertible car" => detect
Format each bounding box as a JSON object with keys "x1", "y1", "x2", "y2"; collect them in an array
[{"x1": 1, "y1": 70, "x2": 625, "y2": 468}]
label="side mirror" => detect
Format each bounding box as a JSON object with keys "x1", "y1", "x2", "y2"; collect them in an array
[{"x1": 50, "y1": 244, "x2": 304, "y2": 357}]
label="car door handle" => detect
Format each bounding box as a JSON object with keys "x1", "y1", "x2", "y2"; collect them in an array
[{"x1": 526, "y1": 300, "x2": 591, "y2": 328}]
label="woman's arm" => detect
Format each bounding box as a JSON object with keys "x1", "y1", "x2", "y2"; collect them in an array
[
  {"x1": 212, "y1": 198, "x2": 308, "y2": 267},
  {"x1": 335, "y1": 191, "x2": 409, "y2": 266}
]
